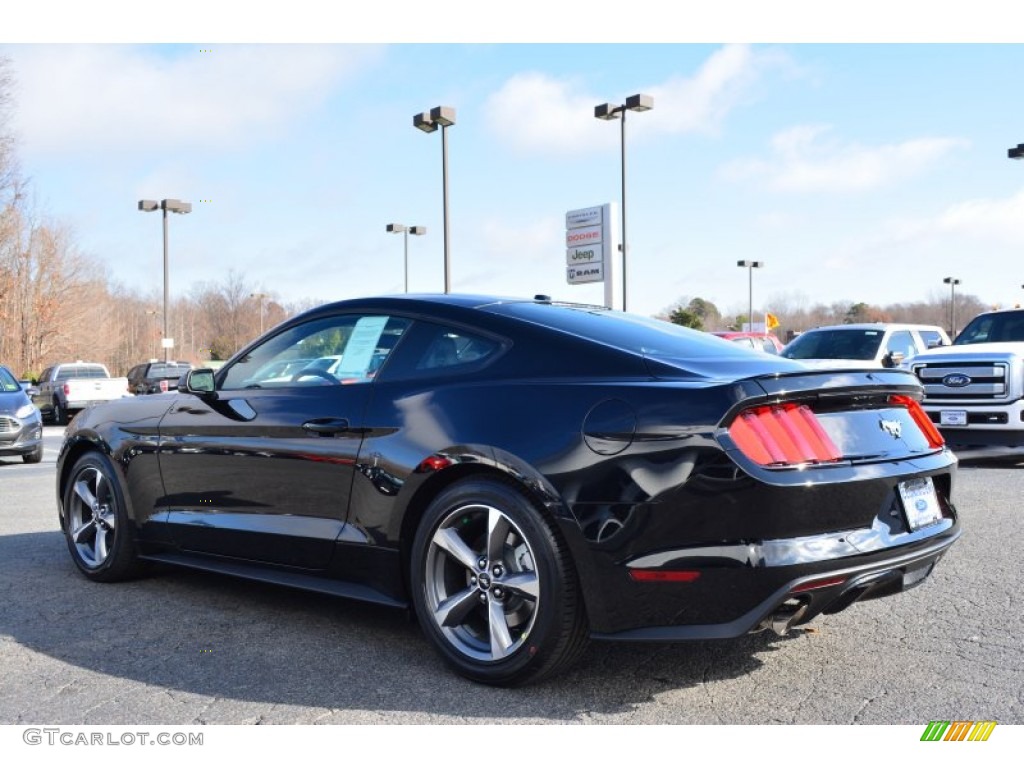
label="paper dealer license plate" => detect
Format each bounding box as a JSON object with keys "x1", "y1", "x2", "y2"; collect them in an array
[
  {"x1": 898, "y1": 476, "x2": 943, "y2": 531},
  {"x1": 940, "y1": 410, "x2": 968, "y2": 426}
]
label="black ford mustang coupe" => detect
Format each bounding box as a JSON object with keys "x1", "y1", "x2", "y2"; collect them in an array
[{"x1": 57, "y1": 295, "x2": 961, "y2": 685}]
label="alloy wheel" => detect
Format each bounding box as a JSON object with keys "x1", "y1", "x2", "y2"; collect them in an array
[
  {"x1": 422, "y1": 503, "x2": 541, "y2": 662},
  {"x1": 67, "y1": 465, "x2": 118, "y2": 569}
]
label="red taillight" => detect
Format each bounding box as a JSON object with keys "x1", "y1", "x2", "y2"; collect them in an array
[
  {"x1": 889, "y1": 394, "x2": 944, "y2": 449},
  {"x1": 728, "y1": 404, "x2": 841, "y2": 466},
  {"x1": 63, "y1": 383, "x2": 70, "y2": 396}
]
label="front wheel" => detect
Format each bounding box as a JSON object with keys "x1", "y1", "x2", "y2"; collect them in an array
[
  {"x1": 410, "y1": 477, "x2": 588, "y2": 686},
  {"x1": 62, "y1": 452, "x2": 144, "y2": 582}
]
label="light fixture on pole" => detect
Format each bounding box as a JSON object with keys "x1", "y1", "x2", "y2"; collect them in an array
[
  {"x1": 250, "y1": 292, "x2": 269, "y2": 335},
  {"x1": 737, "y1": 260, "x2": 764, "y2": 331},
  {"x1": 138, "y1": 198, "x2": 191, "y2": 362},
  {"x1": 943, "y1": 276, "x2": 961, "y2": 337},
  {"x1": 1008, "y1": 143, "x2": 1024, "y2": 160},
  {"x1": 386, "y1": 223, "x2": 427, "y2": 293},
  {"x1": 413, "y1": 106, "x2": 456, "y2": 293},
  {"x1": 594, "y1": 93, "x2": 654, "y2": 312}
]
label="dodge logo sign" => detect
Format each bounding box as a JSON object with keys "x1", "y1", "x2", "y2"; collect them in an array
[{"x1": 942, "y1": 373, "x2": 971, "y2": 387}]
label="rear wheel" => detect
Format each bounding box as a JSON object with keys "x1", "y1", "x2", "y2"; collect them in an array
[
  {"x1": 53, "y1": 399, "x2": 67, "y2": 426},
  {"x1": 410, "y1": 477, "x2": 588, "y2": 686},
  {"x1": 62, "y1": 452, "x2": 144, "y2": 582}
]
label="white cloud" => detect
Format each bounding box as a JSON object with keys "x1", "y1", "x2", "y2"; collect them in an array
[
  {"x1": 8, "y1": 45, "x2": 382, "y2": 154},
  {"x1": 646, "y1": 44, "x2": 788, "y2": 135},
  {"x1": 722, "y1": 124, "x2": 968, "y2": 192},
  {"x1": 882, "y1": 186, "x2": 1024, "y2": 246},
  {"x1": 485, "y1": 44, "x2": 790, "y2": 153},
  {"x1": 932, "y1": 188, "x2": 1024, "y2": 242}
]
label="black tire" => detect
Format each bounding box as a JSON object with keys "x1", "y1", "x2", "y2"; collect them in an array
[
  {"x1": 22, "y1": 444, "x2": 43, "y2": 464},
  {"x1": 410, "y1": 477, "x2": 589, "y2": 686},
  {"x1": 53, "y1": 399, "x2": 67, "y2": 426},
  {"x1": 61, "y1": 452, "x2": 144, "y2": 582}
]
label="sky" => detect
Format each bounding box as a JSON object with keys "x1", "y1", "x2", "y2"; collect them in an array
[{"x1": 4, "y1": 5, "x2": 1024, "y2": 326}]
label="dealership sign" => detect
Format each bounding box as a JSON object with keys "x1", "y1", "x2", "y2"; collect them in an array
[
  {"x1": 567, "y1": 263, "x2": 604, "y2": 283},
  {"x1": 564, "y1": 203, "x2": 620, "y2": 307}
]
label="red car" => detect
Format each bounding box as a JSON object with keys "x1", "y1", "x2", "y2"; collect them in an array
[{"x1": 711, "y1": 331, "x2": 784, "y2": 354}]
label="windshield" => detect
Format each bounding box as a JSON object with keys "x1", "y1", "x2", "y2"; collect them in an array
[
  {"x1": 781, "y1": 329, "x2": 884, "y2": 361},
  {"x1": 0, "y1": 367, "x2": 20, "y2": 392},
  {"x1": 954, "y1": 311, "x2": 1024, "y2": 345}
]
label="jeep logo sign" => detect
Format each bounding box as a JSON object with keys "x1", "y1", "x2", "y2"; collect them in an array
[
  {"x1": 942, "y1": 373, "x2": 972, "y2": 388},
  {"x1": 566, "y1": 246, "x2": 600, "y2": 264}
]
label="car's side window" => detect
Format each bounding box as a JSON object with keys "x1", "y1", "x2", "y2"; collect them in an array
[
  {"x1": 416, "y1": 327, "x2": 500, "y2": 371},
  {"x1": 379, "y1": 321, "x2": 504, "y2": 381},
  {"x1": 220, "y1": 314, "x2": 411, "y2": 390}
]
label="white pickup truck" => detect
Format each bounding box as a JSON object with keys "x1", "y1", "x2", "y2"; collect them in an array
[
  {"x1": 904, "y1": 308, "x2": 1024, "y2": 452},
  {"x1": 32, "y1": 362, "x2": 132, "y2": 425}
]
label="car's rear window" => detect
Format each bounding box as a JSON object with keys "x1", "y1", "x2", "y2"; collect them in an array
[
  {"x1": 489, "y1": 303, "x2": 745, "y2": 359},
  {"x1": 148, "y1": 364, "x2": 192, "y2": 377},
  {"x1": 56, "y1": 365, "x2": 108, "y2": 380}
]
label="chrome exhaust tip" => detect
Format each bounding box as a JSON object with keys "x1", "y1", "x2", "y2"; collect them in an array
[{"x1": 767, "y1": 598, "x2": 810, "y2": 635}]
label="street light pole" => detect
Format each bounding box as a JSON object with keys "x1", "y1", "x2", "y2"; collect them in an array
[
  {"x1": 737, "y1": 260, "x2": 764, "y2": 331},
  {"x1": 138, "y1": 198, "x2": 191, "y2": 362},
  {"x1": 413, "y1": 106, "x2": 456, "y2": 293},
  {"x1": 943, "y1": 276, "x2": 961, "y2": 337},
  {"x1": 250, "y1": 292, "x2": 268, "y2": 335},
  {"x1": 595, "y1": 94, "x2": 654, "y2": 312},
  {"x1": 387, "y1": 223, "x2": 427, "y2": 292}
]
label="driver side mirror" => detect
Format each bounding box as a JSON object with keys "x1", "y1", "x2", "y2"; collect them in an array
[
  {"x1": 180, "y1": 368, "x2": 217, "y2": 398},
  {"x1": 882, "y1": 351, "x2": 905, "y2": 368}
]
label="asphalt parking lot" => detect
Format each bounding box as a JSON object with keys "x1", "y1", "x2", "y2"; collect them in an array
[{"x1": 1, "y1": 426, "x2": 1021, "y2": 725}]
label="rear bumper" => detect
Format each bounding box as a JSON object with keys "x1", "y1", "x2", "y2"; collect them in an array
[{"x1": 593, "y1": 523, "x2": 960, "y2": 641}]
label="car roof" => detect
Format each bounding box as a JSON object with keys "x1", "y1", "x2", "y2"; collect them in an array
[
  {"x1": 802, "y1": 323, "x2": 944, "y2": 333},
  {"x1": 711, "y1": 331, "x2": 778, "y2": 338}
]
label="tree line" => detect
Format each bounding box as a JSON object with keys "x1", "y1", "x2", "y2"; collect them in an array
[{"x1": 662, "y1": 291, "x2": 996, "y2": 342}]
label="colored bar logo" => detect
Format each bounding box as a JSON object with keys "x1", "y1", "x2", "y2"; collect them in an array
[{"x1": 921, "y1": 720, "x2": 997, "y2": 741}]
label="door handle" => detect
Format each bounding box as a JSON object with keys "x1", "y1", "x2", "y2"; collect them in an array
[{"x1": 302, "y1": 418, "x2": 351, "y2": 436}]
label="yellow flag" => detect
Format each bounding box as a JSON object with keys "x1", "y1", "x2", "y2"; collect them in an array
[{"x1": 766, "y1": 312, "x2": 780, "y2": 330}]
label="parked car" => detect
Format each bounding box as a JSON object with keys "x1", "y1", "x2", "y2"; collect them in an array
[
  {"x1": 904, "y1": 307, "x2": 1024, "y2": 450},
  {"x1": 56, "y1": 295, "x2": 960, "y2": 686},
  {"x1": 711, "y1": 331, "x2": 784, "y2": 354},
  {"x1": 126, "y1": 361, "x2": 195, "y2": 395},
  {"x1": 780, "y1": 323, "x2": 950, "y2": 369},
  {"x1": 0, "y1": 364, "x2": 43, "y2": 463},
  {"x1": 33, "y1": 362, "x2": 132, "y2": 425}
]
